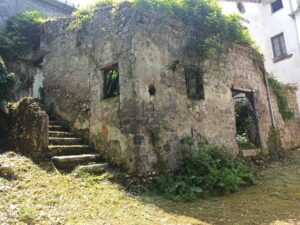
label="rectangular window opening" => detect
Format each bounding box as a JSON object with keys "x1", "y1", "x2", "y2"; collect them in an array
[
  {"x1": 271, "y1": 33, "x2": 287, "y2": 59},
  {"x1": 103, "y1": 64, "x2": 120, "y2": 99},
  {"x1": 271, "y1": 0, "x2": 283, "y2": 13},
  {"x1": 185, "y1": 67, "x2": 204, "y2": 100}
]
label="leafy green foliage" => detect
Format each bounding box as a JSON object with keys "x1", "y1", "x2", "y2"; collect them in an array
[
  {"x1": 0, "y1": 11, "x2": 43, "y2": 61},
  {"x1": 0, "y1": 58, "x2": 15, "y2": 139},
  {"x1": 0, "y1": 57, "x2": 15, "y2": 112},
  {"x1": 68, "y1": 0, "x2": 120, "y2": 33},
  {"x1": 147, "y1": 126, "x2": 160, "y2": 146},
  {"x1": 268, "y1": 75, "x2": 294, "y2": 121},
  {"x1": 149, "y1": 142, "x2": 256, "y2": 201},
  {"x1": 133, "y1": 0, "x2": 257, "y2": 61},
  {"x1": 70, "y1": 0, "x2": 259, "y2": 62}
]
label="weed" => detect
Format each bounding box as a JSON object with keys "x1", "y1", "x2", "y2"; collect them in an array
[
  {"x1": 268, "y1": 75, "x2": 294, "y2": 121},
  {"x1": 147, "y1": 142, "x2": 256, "y2": 201}
]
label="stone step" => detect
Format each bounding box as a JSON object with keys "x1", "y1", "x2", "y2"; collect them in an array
[
  {"x1": 49, "y1": 131, "x2": 76, "y2": 138},
  {"x1": 76, "y1": 163, "x2": 109, "y2": 174},
  {"x1": 49, "y1": 125, "x2": 66, "y2": 132},
  {"x1": 49, "y1": 120, "x2": 60, "y2": 126},
  {"x1": 52, "y1": 154, "x2": 101, "y2": 170},
  {"x1": 49, "y1": 137, "x2": 83, "y2": 145},
  {"x1": 48, "y1": 145, "x2": 91, "y2": 156}
]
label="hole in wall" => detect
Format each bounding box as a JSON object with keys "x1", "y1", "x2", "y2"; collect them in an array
[{"x1": 148, "y1": 84, "x2": 156, "y2": 96}]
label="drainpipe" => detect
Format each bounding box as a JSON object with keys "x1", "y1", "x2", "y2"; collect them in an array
[{"x1": 264, "y1": 71, "x2": 276, "y2": 128}]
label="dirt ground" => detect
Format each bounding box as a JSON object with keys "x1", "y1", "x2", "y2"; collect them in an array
[{"x1": 0, "y1": 149, "x2": 300, "y2": 225}]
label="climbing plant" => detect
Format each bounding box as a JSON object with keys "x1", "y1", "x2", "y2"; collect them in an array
[
  {"x1": 268, "y1": 75, "x2": 294, "y2": 121},
  {"x1": 0, "y1": 57, "x2": 15, "y2": 112},
  {"x1": 0, "y1": 11, "x2": 43, "y2": 62}
]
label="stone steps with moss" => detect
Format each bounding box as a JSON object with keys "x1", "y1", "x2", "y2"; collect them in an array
[
  {"x1": 49, "y1": 145, "x2": 91, "y2": 156},
  {"x1": 52, "y1": 154, "x2": 101, "y2": 170},
  {"x1": 48, "y1": 119, "x2": 108, "y2": 172},
  {"x1": 49, "y1": 131, "x2": 76, "y2": 138},
  {"x1": 49, "y1": 137, "x2": 83, "y2": 145},
  {"x1": 49, "y1": 125, "x2": 66, "y2": 132}
]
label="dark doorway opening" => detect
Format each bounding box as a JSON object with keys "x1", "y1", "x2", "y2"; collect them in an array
[
  {"x1": 103, "y1": 64, "x2": 120, "y2": 99},
  {"x1": 232, "y1": 89, "x2": 260, "y2": 149}
]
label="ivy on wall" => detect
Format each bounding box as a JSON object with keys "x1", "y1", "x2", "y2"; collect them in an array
[
  {"x1": 268, "y1": 75, "x2": 294, "y2": 121},
  {"x1": 69, "y1": 0, "x2": 261, "y2": 63}
]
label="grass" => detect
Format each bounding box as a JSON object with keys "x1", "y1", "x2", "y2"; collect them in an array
[{"x1": 0, "y1": 150, "x2": 300, "y2": 224}]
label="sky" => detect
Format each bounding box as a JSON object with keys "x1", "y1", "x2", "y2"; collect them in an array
[{"x1": 59, "y1": 0, "x2": 97, "y2": 8}]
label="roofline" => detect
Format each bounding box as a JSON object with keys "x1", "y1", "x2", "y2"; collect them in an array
[{"x1": 39, "y1": 0, "x2": 76, "y2": 13}]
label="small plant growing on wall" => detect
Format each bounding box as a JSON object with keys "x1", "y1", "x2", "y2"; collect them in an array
[
  {"x1": 267, "y1": 127, "x2": 284, "y2": 161},
  {"x1": 268, "y1": 75, "x2": 294, "y2": 121}
]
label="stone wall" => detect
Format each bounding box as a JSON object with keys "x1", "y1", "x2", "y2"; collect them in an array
[
  {"x1": 270, "y1": 85, "x2": 300, "y2": 150},
  {"x1": 0, "y1": 0, "x2": 74, "y2": 29},
  {"x1": 40, "y1": 4, "x2": 300, "y2": 174},
  {"x1": 8, "y1": 98, "x2": 49, "y2": 159}
]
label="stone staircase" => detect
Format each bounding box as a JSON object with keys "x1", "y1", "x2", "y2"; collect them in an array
[{"x1": 48, "y1": 120, "x2": 108, "y2": 172}]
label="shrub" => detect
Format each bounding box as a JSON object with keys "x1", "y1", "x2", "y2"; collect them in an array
[
  {"x1": 149, "y1": 142, "x2": 256, "y2": 201},
  {"x1": 0, "y1": 11, "x2": 43, "y2": 61}
]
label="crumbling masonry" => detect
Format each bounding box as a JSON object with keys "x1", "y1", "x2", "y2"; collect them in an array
[{"x1": 32, "y1": 3, "x2": 300, "y2": 173}]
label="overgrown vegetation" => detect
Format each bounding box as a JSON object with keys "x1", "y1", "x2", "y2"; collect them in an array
[
  {"x1": 140, "y1": 140, "x2": 256, "y2": 201},
  {"x1": 0, "y1": 11, "x2": 43, "y2": 62},
  {"x1": 0, "y1": 58, "x2": 15, "y2": 140},
  {"x1": 133, "y1": 0, "x2": 257, "y2": 60},
  {"x1": 268, "y1": 75, "x2": 294, "y2": 121},
  {"x1": 267, "y1": 127, "x2": 284, "y2": 161},
  {"x1": 0, "y1": 58, "x2": 15, "y2": 112},
  {"x1": 67, "y1": 0, "x2": 120, "y2": 34},
  {"x1": 70, "y1": 0, "x2": 259, "y2": 62}
]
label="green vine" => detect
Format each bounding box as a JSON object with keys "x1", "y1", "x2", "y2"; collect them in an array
[
  {"x1": 268, "y1": 75, "x2": 294, "y2": 121},
  {"x1": 70, "y1": 0, "x2": 260, "y2": 62},
  {"x1": 0, "y1": 11, "x2": 43, "y2": 62}
]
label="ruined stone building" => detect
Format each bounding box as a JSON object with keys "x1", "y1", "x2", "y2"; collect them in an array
[{"x1": 11, "y1": 3, "x2": 300, "y2": 173}]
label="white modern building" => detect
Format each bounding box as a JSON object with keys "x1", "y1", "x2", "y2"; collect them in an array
[{"x1": 219, "y1": 0, "x2": 300, "y2": 106}]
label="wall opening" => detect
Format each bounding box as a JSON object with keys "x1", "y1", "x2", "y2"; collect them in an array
[
  {"x1": 103, "y1": 64, "x2": 120, "y2": 99},
  {"x1": 148, "y1": 84, "x2": 156, "y2": 96},
  {"x1": 232, "y1": 89, "x2": 261, "y2": 149},
  {"x1": 185, "y1": 67, "x2": 204, "y2": 100}
]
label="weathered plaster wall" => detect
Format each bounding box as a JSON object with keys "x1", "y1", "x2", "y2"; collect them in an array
[
  {"x1": 40, "y1": 4, "x2": 300, "y2": 174},
  {"x1": 0, "y1": 0, "x2": 73, "y2": 29}
]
